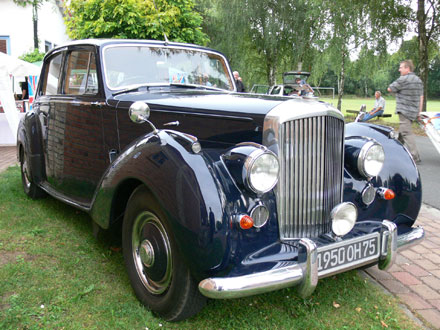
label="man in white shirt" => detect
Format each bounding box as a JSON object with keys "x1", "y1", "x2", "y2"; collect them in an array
[{"x1": 360, "y1": 91, "x2": 385, "y2": 122}]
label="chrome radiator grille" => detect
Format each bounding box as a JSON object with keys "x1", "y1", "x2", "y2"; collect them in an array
[{"x1": 277, "y1": 115, "x2": 345, "y2": 239}]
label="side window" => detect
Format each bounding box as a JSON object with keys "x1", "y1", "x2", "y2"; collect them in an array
[
  {"x1": 64, "y1": 51, "x2": 98, "y2": 95},
  {"x1": 42, "y1": 53, "x2": 63, "y2": 95},
  {"x1": 270, "y1": 86, "x2": 281, "y2": 95}
]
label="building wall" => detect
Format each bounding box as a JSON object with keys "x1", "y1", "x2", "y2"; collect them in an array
[{"x1": 0, "y1": 0, "x2": 69, "y2": 57}]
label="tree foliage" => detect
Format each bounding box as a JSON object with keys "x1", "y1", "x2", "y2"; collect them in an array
[
  {"x1": 65, "y1": 0, "x2": 209, "y2": 45},
  {"x1": 198, "y1": 0, "x2": 415, "y2": 106},
  {"x1": 19, "y1": 49, "x2": 46, "y2": 63},
  {"x1": 197, "y1": 0, "x2": 321, "y2": 87}
]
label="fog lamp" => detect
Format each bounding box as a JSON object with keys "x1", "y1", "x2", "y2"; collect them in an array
[{"x1": 331, "y1": 202, "x2": 357, "y2": 236}]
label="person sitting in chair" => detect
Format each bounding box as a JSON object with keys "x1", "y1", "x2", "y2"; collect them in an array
[{"x1": 358, "y1": 91, "x2": 385, "y2": 122}]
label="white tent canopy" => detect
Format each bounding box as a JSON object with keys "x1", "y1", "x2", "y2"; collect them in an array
[{"x1": 0, "y1": 52, "x2": 41, "y2": 145}]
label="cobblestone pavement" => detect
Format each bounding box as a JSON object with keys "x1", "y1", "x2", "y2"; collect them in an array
[
  {"x1": 0, "y1": 146, "x2": 17, "y2": 172},
  {"x1": 0, "y1": 146, "x2": 439, "y2": 328},
  {"x1": 366, "y1": 205, "x2": 440, "y2": 329}
]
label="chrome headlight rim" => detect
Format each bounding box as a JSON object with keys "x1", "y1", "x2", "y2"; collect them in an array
[
  {"x1": 243, "y1": 149, "x2": 279, "y2": 194},
  {"x1": 357, "y1": 141, "x2": 385, "y2": 178}
]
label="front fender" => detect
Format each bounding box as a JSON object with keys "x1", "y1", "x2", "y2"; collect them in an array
[
  {"x1": 344, "y1": 122, "x2": 422, "y2": 230},
  {"x1": 91, "y1": 130, "x2": 237, "y2": 280}
]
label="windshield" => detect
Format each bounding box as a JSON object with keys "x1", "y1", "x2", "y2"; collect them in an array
[{"x1": 103, "y1": 45, "x2": 234, "y2": 91}]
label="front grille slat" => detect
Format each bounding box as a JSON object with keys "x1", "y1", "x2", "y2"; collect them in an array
[{"x1": 277, "y1": 115, "x2": 344, "y2": 239}]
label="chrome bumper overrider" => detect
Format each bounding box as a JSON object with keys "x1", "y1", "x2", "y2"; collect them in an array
[{"x1": 198, "y1": 220, "x2": 425, "y2": 299}]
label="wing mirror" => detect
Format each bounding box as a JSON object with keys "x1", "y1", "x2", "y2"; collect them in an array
[
  {"x1": 129, "y1": 101, "x2": 158, "y2": 133},
  {"x1": 129, "y1": 101, "x2": 150, "y2": 123}
]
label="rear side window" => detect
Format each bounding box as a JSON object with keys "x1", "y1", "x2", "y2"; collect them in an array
[
  {"x1": 42, "y1": 53, "x2": 63, "y2": 95},
  {"x1": 64, "y1": 51, "x2": 98, "y2": 95}
]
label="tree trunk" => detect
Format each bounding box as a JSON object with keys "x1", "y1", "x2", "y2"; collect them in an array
[
  {"x1": 266, "y1": 52, "x2": 277, "y2": 85},
  {"x1": 33, "y1": 2, "x2": 39, "y2": 50},
  {"x1": 337, "y1": 51, "x2": 346, "y2": 110},
  {"x1": 417, "y1": 0, "x2": 428, "y2": 112}
]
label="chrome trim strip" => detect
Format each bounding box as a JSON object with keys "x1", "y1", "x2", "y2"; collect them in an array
[{"x1": 198, "y1": 223, "x2": 424, "y2": 299}]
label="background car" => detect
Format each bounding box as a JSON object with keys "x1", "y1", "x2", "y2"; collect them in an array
[{"x1": 268, "y1": 71, "x2": 314, "y2": 96}]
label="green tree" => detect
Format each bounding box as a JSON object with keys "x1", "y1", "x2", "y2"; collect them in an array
[
  {"x1": 198, "y1": 0, "x2": 320, "y2": 87},
  {"x1": 316, "y1": 0, "x2": 410, "y2": 109},
  {"x1": 19, "y1": 49, "x2": 46, "y2": 63},
  {"x1": 65, "y1": 0, "x2": 209, "y2": 45}
]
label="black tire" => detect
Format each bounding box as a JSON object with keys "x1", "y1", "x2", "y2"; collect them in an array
[
  {"x1": 122, "y1": 186, "x2": 206, "y2": 321},
  {"x1": 20, "y1": 148, "x2": 45, "y2": 199}
]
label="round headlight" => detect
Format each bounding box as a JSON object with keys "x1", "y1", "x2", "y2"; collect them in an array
[
  {"x1": 331, "y1": 202, "x2": 357, "y2": 236},
  {"x1": 244, "y1": 150, "x2": 279, "y2": 194},
  {"x1": 358, "y1": 141, "x2": 385, "y2": 178}
]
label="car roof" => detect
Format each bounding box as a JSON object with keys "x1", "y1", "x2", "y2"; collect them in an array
[
  {"x1": 45, "y1": 39, "x2": 221, "y2": 58},
  {"x1": 283, "y1": 71, "x2": 311, "y2": 76}
]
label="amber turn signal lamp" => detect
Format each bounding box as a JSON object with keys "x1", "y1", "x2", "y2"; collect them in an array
[
  {"x1": 383, "y1": 189, "x2": 395, "y2": 200},
  {"x1": 377, "y1": 187, "x2": 395, "y2": 200},
  {"x1": 239, "y1": 215, "x2": 254, "y2": 229}
]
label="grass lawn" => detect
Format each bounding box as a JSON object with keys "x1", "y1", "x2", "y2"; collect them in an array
[
  {"x1": 0, "y1": 167, "x2": 422, "y2": 329},
  {"x1": 321, "y1": 96, "x2": 440, "y2": 125}
]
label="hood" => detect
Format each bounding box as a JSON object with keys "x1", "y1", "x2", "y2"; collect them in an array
[
  {"x1": 110, "y1": 89, "x2": 331, "y2": 148},
  {"x1": 112, "y1": 90, "x2": 286, "y2": 117}
]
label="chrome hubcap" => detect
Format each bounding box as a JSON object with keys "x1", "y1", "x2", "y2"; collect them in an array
[
  {"x1": 139, "y1": 239, "x2": 155, "y2": 267},
  {"x1": 22, "y1": 154, "x2": 31, "y2": 189},
  {"x1": 132, "y1": 211, "x2": 172, "y2": 295}
]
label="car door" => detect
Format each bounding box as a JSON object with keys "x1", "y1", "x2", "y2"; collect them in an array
[{"x1": 39, "y1": 46, "x2": 107, "y2": 205}]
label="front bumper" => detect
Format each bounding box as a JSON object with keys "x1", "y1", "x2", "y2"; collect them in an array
[{"x1": 198, "y1": 220, "x2": 424, "y2": 299}]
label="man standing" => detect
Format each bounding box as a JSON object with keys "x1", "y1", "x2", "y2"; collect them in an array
[
  {"x1": 387, "y1": 60, "x2": 423, "y2": 164},
  {"x1": 360, "y1": 91, "x2": 385, "y2": 122},
  {"x1": 233, "y1": 71, "x2": 245, "y2": 92}
]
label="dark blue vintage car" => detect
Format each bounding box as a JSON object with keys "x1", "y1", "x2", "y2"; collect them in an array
[{"x1": 17, "y1": 39, "x2": 424, "y2": 321}]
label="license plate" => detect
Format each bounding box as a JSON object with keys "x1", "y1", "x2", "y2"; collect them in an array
[{"x1": 317, "y1": 233, "x2": 380, "y2": 277}]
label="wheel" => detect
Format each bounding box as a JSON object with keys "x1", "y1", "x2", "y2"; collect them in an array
[
  {"x1": 20, "y1": 148, "x2": 45, "y2": 199},
  {"x1": 122, "y1": 186, "x2": 206, "y2": 321}
]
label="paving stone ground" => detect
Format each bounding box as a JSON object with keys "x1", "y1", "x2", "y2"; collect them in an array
[
  {"x1": 1, "y1": 146, "x2": 439, "y2": 328},
  {"x1": 0, "y1": 146, "x2": 17, "y2": 172},
  {"x1": 366, "y1": 205, "x2": 440, "y2": 329}
]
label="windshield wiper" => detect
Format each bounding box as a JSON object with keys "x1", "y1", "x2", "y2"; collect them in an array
[
  {"x1": 113, "y1": 82, "x2": 226, "y2": 96},
  {"x1": 112, "y1": 84, "x2": 153, "y2": 96},
  {"x1": 170, "y1": 83, "x2": 226, "y2": 92}
]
